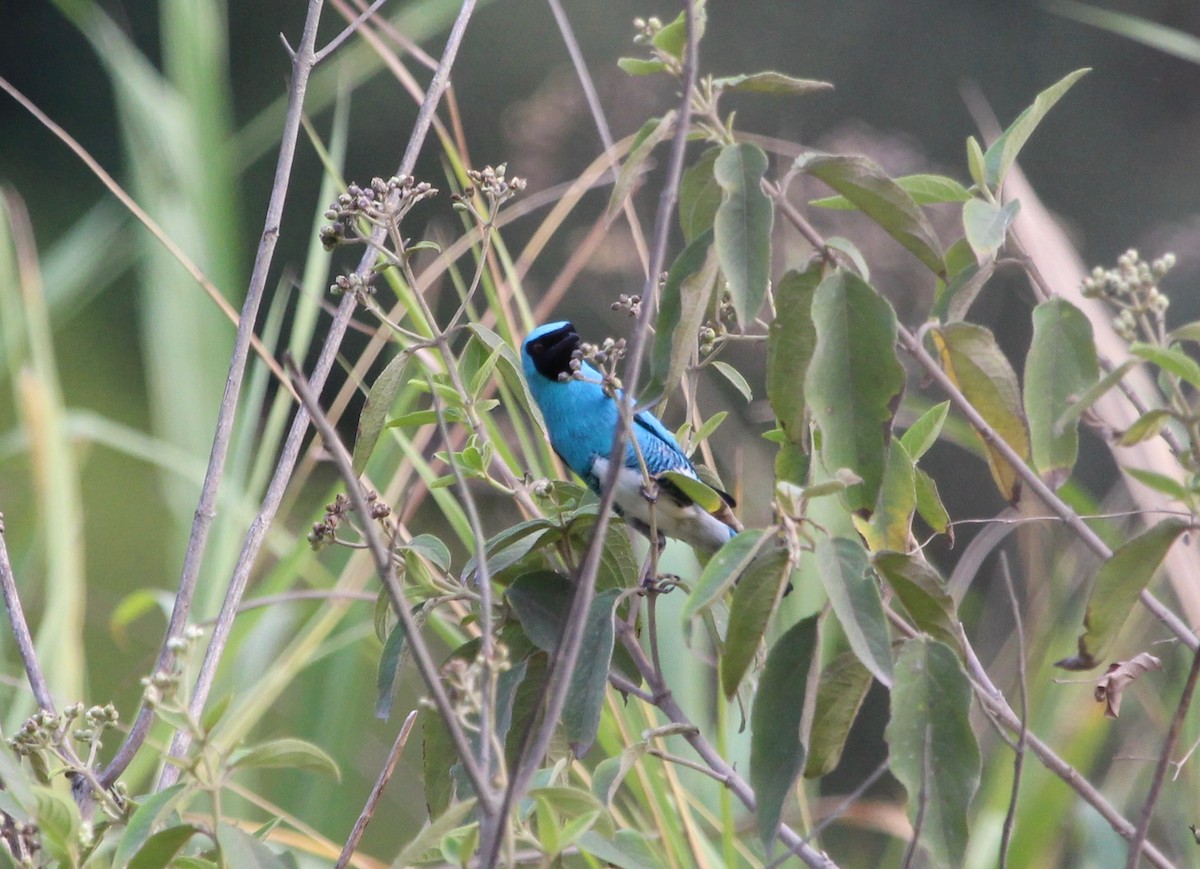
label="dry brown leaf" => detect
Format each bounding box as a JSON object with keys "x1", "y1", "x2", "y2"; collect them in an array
[{"x1": 1094, "y1": 652, "x2": 1163, "y2": 718}]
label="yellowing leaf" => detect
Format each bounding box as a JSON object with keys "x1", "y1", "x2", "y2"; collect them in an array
[{"x1": 931, "y1": 323, "x2": 1030, "y2": 502}]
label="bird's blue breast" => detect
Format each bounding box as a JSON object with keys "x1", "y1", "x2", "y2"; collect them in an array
[{"x1": 521, "y1": 353, "x2": 692, "y2": 493}]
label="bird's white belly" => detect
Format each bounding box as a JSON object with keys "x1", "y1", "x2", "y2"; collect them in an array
[{"x1": 591, "y1": 457, "x2": 733, "y2": 553}]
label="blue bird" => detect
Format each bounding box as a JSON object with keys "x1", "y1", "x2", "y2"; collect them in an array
[{"x1": 521, "y1": 321, "x2": 741, "y2": 554}]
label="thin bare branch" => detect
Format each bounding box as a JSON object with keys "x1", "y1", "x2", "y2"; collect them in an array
[
  {"x1": 286, "y1": 358, "x2": 495, "y2": 810},
  {"x1": 998, "y1": 552, "x2": 1028, "y2": 869},
  {"x1": 482, "y1": 5, "x2": 701, "y2": 864},
  {"x1": 894, "y1": 323, "x2": 1197, "y2": 652},
  {"x1": 147, "y1": 0, "x2": 481, "y2": 790},
  {"x1": 335, "y1": 709, "x2": 418, "y2": 869},
  {"x1": 314, "y1": 0, "x2": 388, "y2": 64},
  {"x1": 1127, "y1": 645, "x2": 1200, "y2": 868},
  {"x1": 0, "y1": 514, "x2": 54, "y2": 712},
  {"x1": 102, "y1": 0, "x2": 329, "y2": 788}
]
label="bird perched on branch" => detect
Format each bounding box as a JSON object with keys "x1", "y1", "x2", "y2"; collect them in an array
[{"x1": 521, "y1": 321, "x2": 741, "y2": 554}]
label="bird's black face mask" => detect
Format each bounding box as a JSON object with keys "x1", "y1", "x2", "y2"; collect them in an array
[{"x1": 526, "y1": 323, "x2": 580, "y2": 381}]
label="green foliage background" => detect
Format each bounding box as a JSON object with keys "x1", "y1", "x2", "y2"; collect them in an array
[{"x1": 3, "y1": 1, "x2": 1200, "y2": 867}]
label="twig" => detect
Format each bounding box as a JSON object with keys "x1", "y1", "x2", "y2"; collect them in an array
[
  {"x1": 543, "y1": 0, "x2": 649, "y2": 271},
  {"x1": 957, "y1": 628, "x2": 1177, "y2": 868},
  {"x1": 894, "y1": 323, "x2": 1198, "y2": 652},
  {"x1": 898, "y1": 727, "x2": 930, "y2": 869},
  {"x1": 428, "y1": 381, "x2": 500, "y2": 844},
  {"x1": 99, "y1": 0, "x2": 329, "y2": 788},
  {"x1": 802, "y1": 760, "x2": 890, "y2": 845},
  {"x1": 1127, "y1": 645, "x2": 1200, "y2": 868},
  {"x1": 146, "y1": 0, "x2": 480, "y2": 790},
  {"x1": 0, "y1": 514, "x2": 55, "y2": 712},
  {"x1": 335, "y1": 709, "x2": 418, "y2": 869},
  {"x1": 286, "y1": 358, "x2": 494, "y2": 809},
  {"x1": 998, "y1": 552, "x2": 1027, "y2": 869},
  {"x1": 314, "y1": 0, "x2": 388, "y2": 64},
  {"x1": 616, "y1": 620, "x2": 837, "y2": 868},
  {"x1": 480, "y1": 5, "x2": 701, "y2": 865}
]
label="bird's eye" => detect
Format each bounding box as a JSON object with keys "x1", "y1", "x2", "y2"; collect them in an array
[{"x1": 530, "y1": 342, "x2": 543, "y2": 354}]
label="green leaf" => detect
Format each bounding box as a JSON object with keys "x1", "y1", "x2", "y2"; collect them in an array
[
  {"x1": 825, "y1": 235, "x2": 870, "y2": 280},
  {"x1": 914, "y1": 467, "x2": 951, "y2": 535},
  {"x1": 805, "y1": 651, "x2": 873, "y2": 778},
  {"x1": 1024, "y1": 298, "x2": 1098, "y2": 487},
  {"x1": 608, "y1": 112, "x2": 677, "y2": 219},
  {"x1": 113, "y1": 783, "x2": 189, "y2": 869},
  {"x1": 714, "y1": 142, "x2": 774, "y2": 325},
  {"x1": 857, "y1": 441, "x2": 917, "y2": 553},
  {"x1": 900, "y1": 401, "x2": 950, "y2": 461},
  {"x1": 678, "y1": 148, "x2": 722, "y2": 243},
  {"x1": 1129, "y1": 341, "x2": 1200, "y2": 387},
  {"x1": 375, "y1": 620, "x2": 408, "y2": 721},
  {"x1": 767, "y1": 265, "x2": 821, "y2": 443},
  {"x1": 423, "y1": 709, "x2": 458, "y2": 818},
  {"x1": 932, "y1": 238, "x2": 995, "y2": 322},
  {"x1": 711, "y1": 71, "x2": 833, "y2": 96},
  {"x1": 33, "y1": 787, "x2": 81, "y2": 864},
  {"x1": 1056, "y1": 360, "x2": 1137, "y2": 434},
  {"x1": 962, "y1": 198, "x2": 1020, "y2": 261},
  {"x1": 128, "y1": 825, "x2": 202, "y2": 869},
  {"x1": 751, "y1": 614, "x2": 819, "y2": 847},
  {"x1": 230, "y1": 738, "x2": 340, "y2": 781},
  {"x1": 507, "y1": 571, "x2": 574, "y2": 650},
  {"x1": 1118, "y1": 409, "x2": 1173, "y2": 446},
  {"x1": 565, "y1": 514, "x2": 640, "y2": 592},
  {"x1": 507, "y1": 574, "x2": 621, "y2": 752},
  {"x1": 1057, "y1": 518, "x2": 1191, "y2": 670},
  {"x1": 966, "y1": 136, "x2": 987, "y2": 191},
  {"x1": 577, "y1": 829, "x2": 665, "y2": 869},
  {"x1": 811, "y1": 173, "x2": 970, "y2": 209},
  {"x1": 563, "y1": 588, "x2": 621, "y2": 755},
  {"x1": 872, "y1": 552, "x2": 959, "y2": 649},
  {"x1": 591, "y1": 745, "x2": 649, "y2": 807},
  {"x1": 646, "y1": 229, "x2": 717, "y2": 401},
  {"x1": 394, "y1": 798, "x2": 478, "y2": 866},
  {"x1": 1124, "y1": 466, "x2": 1190, "y2": 502},
  {"x1": 886, "y1": 638, "x2": 981, "y2": 867},
  {"x1": 617, "y1": 57, "x2": 668, "y2": 76},
  {"x1": 931, "y1": 323, "x2": 1030, "y2": 502},
  {"x1": 721, "y1": 548, "x2": 793, "y2": 697},
  {"x1": 461, "y1": 519, "x2": 560, "y2": 583},
  {"x1": 984, "y1": 68, "x2": 1091, "y2": 190},
  {"x1": 711, "y1": 360, "x2": 753, "y2": 402},
  {"x1": 352, "y1": 350, "x2": 410, "y2": 473},
  {"x1": 408, "y1": 533, "x2": 451, "y2": 573},
  {"x1": 1169, "y1": 320, "x2": 1200, "y2": 344},
  {"x1": 467, "y1": 323, "x2": 539, "y2": 423},
  {"x1": 689, "y1": 410, "x2": 729, "y2": 450},
  {"x1": 216, "y1": 823, "x2": 289, "y2": 869},
  {"x1": 815, "y1": 537, "x2": 893, "y2": 686},
  {"x1": 658, "y1": 470, "x2": 724, "y2": 513},
  {"x1": 805, "y1": 269, "x2": 905, "y2": 512},
  {"x1": 680, "y1": 529, "x2": 771, "y2": 621},
  {"x1": 795, "y1": 153, "x2": 946, "y2": 276},
  {"x1": 651, "y1": 2, "x2": 706, "y2": 60}
]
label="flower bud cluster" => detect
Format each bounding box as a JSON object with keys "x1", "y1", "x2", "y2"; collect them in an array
[
  {"x1": 308, "y1": 490, "x2": 391, "y2": 550},
  {"x1": 329, "y1": 271, "x2": 376, "y2": 299},
  {"x1": 452, "y1": 164, "x2": 526, "y2": 219},
  {"x1": 610, "y1": 294, "x2": 642, "y2": 317},
  {"x1": 1081, "y1": 249, "x2": 1175, "y2": 340},
  {"x1": 320, "y1": 175, "x2": 438, "y2": 250},
  {"x1": 632, "y1": 16, "x2": 664, "y2": 45}
]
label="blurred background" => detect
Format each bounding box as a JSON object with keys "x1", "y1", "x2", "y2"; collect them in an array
[{"x1": 1, "y1": 0, "x2": 1199, "y2": 864}]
